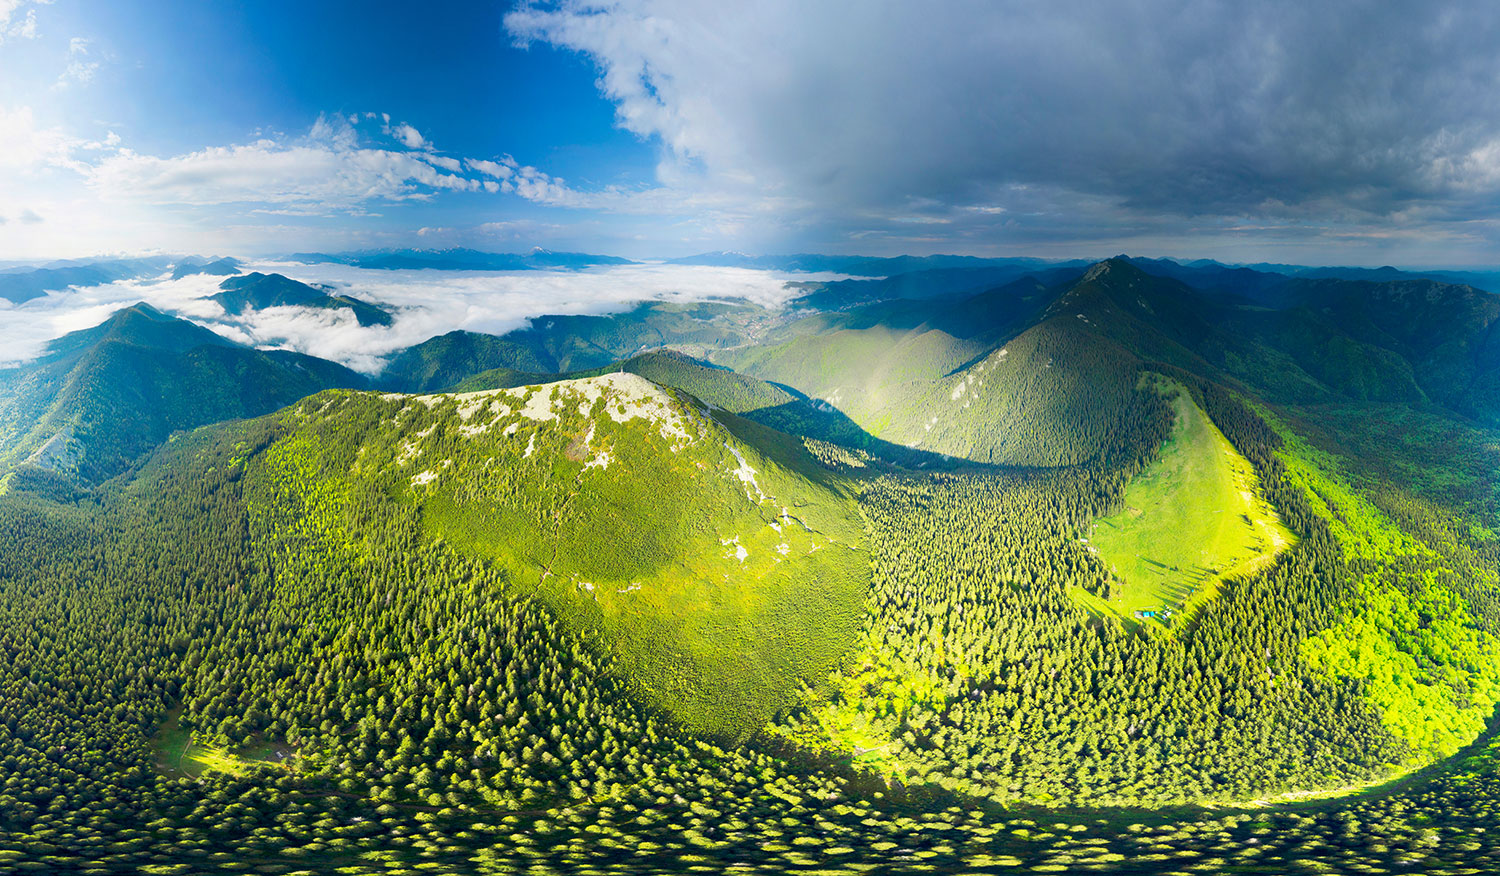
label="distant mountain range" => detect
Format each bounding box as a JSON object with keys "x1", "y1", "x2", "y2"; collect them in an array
[
  {"x1": 4, "y1": 250, "x2": 1495, "y2": 304},
  {"x1": 212, "y1": 272, "x2": 392, "y2": 327},
  {"x1": 788, "y1": 264, "x2": 1087, "y2": 309},
  {"x1": 735, "y1": 258, "x2": 1500, "y2": 450},
  {"x1": 0, "y1": 257, "x2": 173, "y2": 304},
  {"x1": 0, "y1": 304, "x2": 365, "y2": 483},
  {"x1": 171, "y1": 256, "x2": 241, "y2": 279},
  {"x1": 6, "y1": 253, "x2": 1496, "y2": 486},
  {"x1": 284, "y1": 247, "x2": 636, "y2": 271},
  {"x1": 377, "y1": 300, "x2": 762, "y2": 391},
  {"x1": 1121, "y1": 254, "x2": 1500, "y2": 298},
  {"x1": 667, "y1": 251, "x2": 1086, "y2": 277},
  {"x1": 5, "y1": 249, "x2": 1498, "y2": 452}
]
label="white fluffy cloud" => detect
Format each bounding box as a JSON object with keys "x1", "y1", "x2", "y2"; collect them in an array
[
  {"x1": 0, "y1": 105, "x2": 73, "y2": 169},
  {"x1": 467, "y1": 158, "x2": 515, "y2": 179},
  {"x1": 0, "y1": 263, "x2": 814, "y2": 373},
  {"x1": 88, "y1": 142, "x2": 477, "y2": 206},
  {"x1": 10, "y1": 107, "x2": 654, "y2": 228},
  {"x1": 53, "y1": 37, "x2": 99, "y2": 88},
  {"x1": 0, "y1": 0, "x2": 46, "y2": 42},
  {"x1": 0, "y1": 105, "x2": 570, "y2": 256},
  {"x1": 424, "y1": 154, "x2": 463, "y2": 172},
  {"x1": 392, "y1": 123, "x2": 426, "y2": 150},
  {"x1": 85, "y1": 115, "x2": 485, "y2": 209}
]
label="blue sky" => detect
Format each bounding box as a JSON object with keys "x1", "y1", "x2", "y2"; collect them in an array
[
  {"x1": 0, "y1": 0, "x2": 676, "y2": 257},
  {"x1": 41, "y1": 1, "x2": 631, "y2": 157},
  {"x1": 4, "y1": 0, "x2": 1500, "y2": 264}
]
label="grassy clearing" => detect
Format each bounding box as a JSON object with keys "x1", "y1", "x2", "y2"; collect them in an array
[
  {"x1": 151, "y1": 710, "x2": 292, "y2": 777},
  {"x1": 1086, "y1": 375, "x2": 1293, "y2": 622}
]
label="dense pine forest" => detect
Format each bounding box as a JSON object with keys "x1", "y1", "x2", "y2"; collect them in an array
[{"x1": 1, "y1": 256, "x2": 1498, "y2": 875}]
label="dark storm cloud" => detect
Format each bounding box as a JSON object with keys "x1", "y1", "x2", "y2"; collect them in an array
[{"x1": 510, "y1": 0, "x2": 1500, "y2": 258}]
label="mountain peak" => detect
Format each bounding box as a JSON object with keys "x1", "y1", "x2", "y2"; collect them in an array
[
  {"x1": 211, "y1": 273, "x2": 392, "y2": 326},
  {"x1": 116, "y1": 301, "x2": 167, "y2": 319},
  {"x1": 86, "y1": 302, "x2": 231, "y2": 353},
  {"x1": 1081, "y1": 257, "x2": 1144, "y2": 283},
  {"x1": 219, "y1": 271, "x2": 277, "y2": 289},
  {"x1": 171, "y1": 256, "x2": 241, "y2": 280}
]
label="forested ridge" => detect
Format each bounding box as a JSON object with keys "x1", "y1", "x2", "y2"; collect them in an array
[
  {"x1": 1, "y1": 259, "x2": 1499, "y2": 874},
  {"x1": 772, "y1": 371, "x2": 1405, "y2": 804}
]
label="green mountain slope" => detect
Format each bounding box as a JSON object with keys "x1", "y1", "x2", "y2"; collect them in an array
[
  {"x1": 504, "y1": 302, "x2": 766, "y2": 371},
  {"x1": 1283, "y1": 278, "x2": 1500, "y2": 423},
  {"x1": 721, "y1": 257, "x2": 1499, "y2": 469},
  {"x1": 257, "y1": 374, "x2": 867, "y2": 737},
  {"x1": 379, "y1": 330, "x2": 555, "y2": 391},
  {"x1": 1118, "y1": 264, "x2": 1500, "y2": 421},
  {"x1": 717, "y1": 316, "x2": 990, "y2": 448},
  {"x1": 720, "y1": 260, "x2": 1196, "y2": 466},
  {"x1": 0, "y1": 303, "x2": 366, "y2": 484},
  {"x1": 380, "y1": 302, "x2": 770, "y2": 392},
  {"x1": 456, "y1": 350, "x2": 951, "y2": 465},
  {"x1": 1210, "y1": 307, "x2": 1429, "y2": 404},
  {"x1": 592, "y1": 351, "x2": 890, "y2": 452},
  {"x1": 790, "y1": 265, "x2": 1081, "y2": 310},
  {"x1": 579, "y1": 351, "x2": 797, "y2": 414},
  {"x1": 1087, "y1": 374, "x2": 1293, "y2": 619}
]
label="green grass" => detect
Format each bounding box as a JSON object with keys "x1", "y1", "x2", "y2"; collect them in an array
[
  {"x1": 151, "y1": 710, "x2": 292, "y2": 777},
  {"x1": 1086, "y1": 375, "x2": 1293, "y2": 622}
]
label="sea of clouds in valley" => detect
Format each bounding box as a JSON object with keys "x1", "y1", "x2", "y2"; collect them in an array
[{"x1": 0, "y1": 263, "x2": 821, "y2": 373}]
